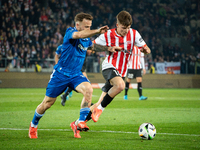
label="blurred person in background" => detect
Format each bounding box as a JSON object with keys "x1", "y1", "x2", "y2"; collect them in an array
[
  {"x1": 124, "y1": 46, "x2": 148, "y2": 101},
  {"x1": 149, "y1": 64, "x2": 155, "y2": 74},
  {"x1": 167, "y1": 67, "x2": 174, "y2": 74}
]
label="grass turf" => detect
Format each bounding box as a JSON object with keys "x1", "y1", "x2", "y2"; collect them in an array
[{"x1": 0, "y1": 88, "x2": 200, "y2": 150}]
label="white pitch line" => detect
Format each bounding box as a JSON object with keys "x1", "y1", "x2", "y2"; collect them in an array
[
  {"x1": 113, "y1": 97, "x2": 200, "y2": 100},
  {"x1": 0, "y1": 128, "x2": 199, "y2": 137}
]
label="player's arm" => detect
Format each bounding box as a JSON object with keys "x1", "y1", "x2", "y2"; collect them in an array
[
  {"x1": 88, "y1": 43, "x2": 122, "y2": 53},
  {"x1": 72, "y1": 26, "x2": 109, "y2": 39},
  {"x1": 54, "y1": 54, "x2": 59, "y2": 64},
  {"x1": 134, "y1": 30, "x2": 151, "y2": 54},
  {"x1": 140, "y1": 53, "x2": 146, "y2": 75},
  {"x1": 140, "y1": 45, "x2": 151, "y2": 54}
]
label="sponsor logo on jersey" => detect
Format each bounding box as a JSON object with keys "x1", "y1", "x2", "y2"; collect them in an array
[
  {"x1": 126, "y1": 41, "x2": 132, "y2": 45},
  {"x1": 78, "y1": 44, "x2": 87, "y2": 51}
]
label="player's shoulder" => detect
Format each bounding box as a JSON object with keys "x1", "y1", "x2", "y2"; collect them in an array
[
  {"x1": 129, "y1": 28, "x2": 138, "y2": 34},
  {"x1": 67, "y1": 26, "x2": 76, "y2": 31},
  {"x1": 108, "y1": 28, "x2": 116, "y2": 35},
  {"x1": 65, "y1": 27, "x2": 77, "y2": 34},
  {"x1": 56, "y1": 44, "x2": 62, "y2": 50}
]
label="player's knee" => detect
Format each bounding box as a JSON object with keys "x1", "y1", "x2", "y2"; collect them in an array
[
  {"x1": 115, "y1": 82, "x2": 125, "y2": 93},
  {"x1": 43, "y1": 100, "x2": 55, "y2": 110},
  {"x1": 84, "y1": 86, "x2": 93, "y2": 97},
  {"x1": 44, "y1": 103, "x2": 52, "y2": 110}
]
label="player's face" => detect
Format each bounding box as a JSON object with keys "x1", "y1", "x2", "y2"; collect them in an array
[
  {"x1": 77, "y1": 19, "x2": 92, "y2": 31},
  {"x1": 116, "y1": 23, "x2": 131, "y2": 36}
]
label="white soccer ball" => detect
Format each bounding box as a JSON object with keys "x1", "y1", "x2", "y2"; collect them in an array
[{"x1": 138, "y1": 123, "x2": 156, "y2": 140}]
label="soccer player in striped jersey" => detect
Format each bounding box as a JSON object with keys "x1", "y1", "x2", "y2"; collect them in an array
[
  {"x1": 29, "y1": 12, "x2": 121, "y2": 139},
  {"x1": 124, "y1": 46, "x2": 147, "y2": 101},
  {"x1": 90, "y1": 11, "x2": 151, "y2": 122}
]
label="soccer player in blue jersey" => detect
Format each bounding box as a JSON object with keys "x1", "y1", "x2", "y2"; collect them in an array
[
  {"x1": 29, "y1": 12, "x2": 122, "y2": 139},
  {"x1": 55, "y1": 44, "x2": 73, "y2": 105},
  {"x1": 55, "y1": 44, "x2": 87, "y2": 106}
]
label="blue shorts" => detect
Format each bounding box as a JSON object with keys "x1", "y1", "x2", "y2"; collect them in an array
[{"x1": 46, "y1": 70, "x2": 90, "y2": 98}]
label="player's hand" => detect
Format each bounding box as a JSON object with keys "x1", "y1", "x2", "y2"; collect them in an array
[
  {"x1": 108, "y1": 46, "x2": 122, "y2": 53},
  {"x1": 143, "y1": 69, "x2": 146, "y2": 75},
  {"x1": 140, "y1": 45, "x2": 151, "y2": 54},
  {"x1": 98, "y1": 25, "x2": 109, "y2": 34}
]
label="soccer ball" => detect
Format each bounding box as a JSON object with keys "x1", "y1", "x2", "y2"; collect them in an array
[{"x1": 138, "y1": 123, "x2": 156, "y2": 140}]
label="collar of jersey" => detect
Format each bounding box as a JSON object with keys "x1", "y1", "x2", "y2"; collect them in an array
[{"x1": 114, "y1": 28, "x2": 124, "y2": 37}]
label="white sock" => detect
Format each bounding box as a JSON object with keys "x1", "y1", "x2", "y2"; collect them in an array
[
  {"x1": 97, "y1": 104, "x2": 105, "y2": 111},
  {"x1": 31, "y1": 122, "x2": 38, "y2": 128},
  {"x1": 75, "y1": 119, "x2": 79, "y2": 126}
]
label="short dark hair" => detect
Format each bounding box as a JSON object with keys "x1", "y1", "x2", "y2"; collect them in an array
[
  {"x1": 74, "y1": 12, "x2": 93, "y2": 22},
  {"x1": 116, "y1": 11, "x2": 132, "y2": 27}
]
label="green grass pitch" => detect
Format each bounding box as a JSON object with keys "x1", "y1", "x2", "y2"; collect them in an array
[{"x1": 0, "y1": 88, "x2": 200, "y2": 150}]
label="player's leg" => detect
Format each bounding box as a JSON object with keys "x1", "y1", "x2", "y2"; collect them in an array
[
  {"x1": 81, "y1": 91, "x2": 106, "y2": 123},
  {"x1": 29, "y1": 70, "x2": 68, "y2": 139},
  {"x1": 61, "y1": 87, "x2": 69, "y2": 105},
  {"x1": 29, "y1": 96, "x2": 56, "y2": 138},
  {"x1": 92, "y1": 68, "x2": 125, "y2": 122},
  {"x1": 136, "y1": 77, "x2": 147, "y2": 100},
  {"x1": 69, "y1": 73, "x2": 92, "y2": 138},
  {"x1": 75, "y1": 81, "x2": 92, "y2": 131},
  {"x1": 124, "y1": 78, "x2": 131, "y2": 100},
  {"x1": 90, "y1": 91, "x2": 106, "y2": 112},
  {"x1": 61, "y1": 87, "x2": 73, "y2": 106},
  {"x1": 124, "y1": 69, "x2": 134, "y2": 100},
  {"x1": 82, "y1": 71, "x2": 88, "y2": 78}
]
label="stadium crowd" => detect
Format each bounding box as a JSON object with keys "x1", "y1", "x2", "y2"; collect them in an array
[{"x1": 0, "y1": 0, "x2": 200, "y2": 74}]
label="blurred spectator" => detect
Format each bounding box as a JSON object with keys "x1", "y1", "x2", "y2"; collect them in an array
[
  {"x1": 188, "y1": 55, "x2": 196, "y2": 74},
  {"x1": 4, "y1": 65, "x2": 9, "y2": 72},
  {"x1": 12, "y1": 3, "x2": 20, "y2": 13},
  {"x1": 0, "y1": 0, "x2": 199, "y2": 74},
  {"x1": 40, "y1": 11, "x2": 48, "y2": 22},
  {"x1": 149, "y1": 64, "x2": 155, "y2": 74},
  {"x1": 19, "y1": 48, "x2": 25, "y2": 68},
  {"x1": 180, "y1": 53, "x2": 186, "y2": 74},
  {"x1": 54, "y1": 28, "x2": 62, "y2": 44},
  {"x1": 10, "y1": 26, "x2": 18, "y2": 38},
  {"x1": 0, "y1": 54, "x2": 4, "y2": 67},
  {"x1": 6, "y1": 49, "x2": 13, "y2": 66},
  {"x1": 196, "y1": 53, "x2": 200, "y2": 74},
  {"x1": 167, "y1": 68, "x2": 174, "y2": 74},
  {"x1": 35, "y1": 61, "x2": 42, "y2": 72}
]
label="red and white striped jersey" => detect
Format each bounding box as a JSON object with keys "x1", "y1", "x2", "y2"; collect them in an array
[
  {"x1": 128, "y1": 46, "x2": 145, "y2": 70},
  {"x1": 94, "y1": 28, "x2": 146, "y2": 77}
]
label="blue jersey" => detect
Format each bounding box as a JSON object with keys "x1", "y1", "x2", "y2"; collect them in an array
[
  {"x1": 54, "y1": 27, "x2": 92, "y2": 77},
  {"x1": 56, "y1": 44, "x2": 62, "y2": 55}
]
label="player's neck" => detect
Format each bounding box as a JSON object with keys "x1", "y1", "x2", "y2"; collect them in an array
[{"x1": 115, "y1": 29, "x2": 123, "y2": 37}]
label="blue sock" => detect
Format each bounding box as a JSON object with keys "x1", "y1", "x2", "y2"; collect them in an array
[
  {"x1": 79, "y1": 108, "x2": 90, "y2": 122},
  {"x1": 64, "y1": 87, "x2": 69, "y2": 93},
  {"x1": 32, "y1": 109, "x2": 44, "y2": 125}
]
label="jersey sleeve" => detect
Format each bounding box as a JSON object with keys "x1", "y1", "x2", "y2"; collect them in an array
[
  {"x1": 56, "y1": 45, "x2": 62, "y2": 55},
  {"x1": 134, "y1": 30, "x2": 146, "y2": 48},
  {"x1": 94, "y1": 33, "x2": 107, "y2": 46},
  {"x1": 64, "y1": 27, "x2": 76, "y2": 41},
  {"x1": 89, "y1": 40, "x2": 93, "y2": 47}
]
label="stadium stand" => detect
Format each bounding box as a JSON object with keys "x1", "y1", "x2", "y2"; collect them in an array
[{"x1": 0, "y1": 0, "x2": 200, "y2": 74}]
